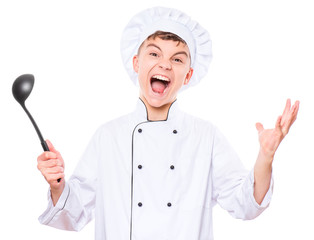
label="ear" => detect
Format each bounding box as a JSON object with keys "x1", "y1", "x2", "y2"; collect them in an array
[
  {"x1": 133, "y1": 55, "x2": 139, "y2": 73},
  {"x1": 184, "y1": 68, "x2": 193, "y2": 85}
]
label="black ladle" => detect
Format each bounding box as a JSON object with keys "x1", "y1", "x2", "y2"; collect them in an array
[{"x1": 12, "y1": 74, "x2": 61, "y2": 182}]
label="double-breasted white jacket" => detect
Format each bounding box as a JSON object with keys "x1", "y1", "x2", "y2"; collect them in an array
[{"x1": 39, "y1": 99, "x2": 273, "y2": 240}]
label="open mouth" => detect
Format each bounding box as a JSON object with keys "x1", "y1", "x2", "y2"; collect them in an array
[{"x1": 150, "y1": 75, "x2": 170, "y2": 94}]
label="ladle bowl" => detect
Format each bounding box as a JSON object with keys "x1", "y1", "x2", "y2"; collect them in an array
[{"x1": 12, "y1": 74, "x2": 34, "y2": 105}]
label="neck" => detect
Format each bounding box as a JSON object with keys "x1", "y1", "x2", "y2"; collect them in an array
[{"x1": 140, "y1": 97, "x2": 174, "y2": 121}]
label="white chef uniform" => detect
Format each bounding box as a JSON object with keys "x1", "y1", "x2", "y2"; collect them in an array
[{"x1": 39, "y1": 98, "x2": 273, "y2": 240}]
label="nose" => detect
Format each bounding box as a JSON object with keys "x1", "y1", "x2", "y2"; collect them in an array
[{"x1": 158, "y1": 59, "x2": 172, "y2": 70}]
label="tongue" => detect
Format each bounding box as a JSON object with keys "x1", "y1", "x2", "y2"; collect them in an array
[{"x1": 152, "y1": 80, "x2": 167, "y2": 94}]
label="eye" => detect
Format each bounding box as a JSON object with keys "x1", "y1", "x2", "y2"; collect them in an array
[
  {"x1": 149, "y1": 52, "x2": 158, "y2": 57},
  {"x1": 173, "y1": 58, "x2": 183, "y2": 63}
]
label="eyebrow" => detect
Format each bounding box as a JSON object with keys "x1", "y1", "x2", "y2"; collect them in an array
[
  {"x1": 146, "y1": 43, "x2": 189, "y2": 58},
  {"x1": 146, "y1": 43, "x2": 161, "y2": 51}
]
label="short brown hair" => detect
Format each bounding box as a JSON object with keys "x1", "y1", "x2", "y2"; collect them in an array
[
  {"x1": 137, "y1": 31, "x2": 187, "y2": 55},
  {"x1": 147, "y1": 31, "x2": 187, "y2": 45}
]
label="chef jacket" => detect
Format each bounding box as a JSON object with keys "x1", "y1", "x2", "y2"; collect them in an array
[{"x1": 39, "y1": 99, "x2": 273, "y2": 240}]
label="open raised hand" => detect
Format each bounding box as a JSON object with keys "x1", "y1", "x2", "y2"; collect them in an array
[
  {"x1": 255, "y1": 99, "x2": 299, "y2": 159},
  {"x1": 254, "y1": 99, "x2": 299, "y2": 204}
]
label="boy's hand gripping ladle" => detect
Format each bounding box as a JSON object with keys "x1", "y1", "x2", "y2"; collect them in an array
[{"x1": 12, "y1": 74, "x2": 61, "y2": 183}]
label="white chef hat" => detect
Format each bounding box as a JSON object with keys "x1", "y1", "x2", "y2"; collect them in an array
[{"x1": 120, "y1": 6, "x2": 212, "y2": 90}]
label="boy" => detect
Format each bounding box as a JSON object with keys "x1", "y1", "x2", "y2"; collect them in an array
[{"x1": 37, "y1": 7, "x2": 299, "y2": 240}]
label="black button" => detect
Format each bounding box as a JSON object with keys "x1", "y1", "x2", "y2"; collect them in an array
[
  {"x1": 138, "y1": 165, "x2": 142, "y2": 169},
  {"x1": 138, "y1": 202, "x2": 143, "y2": 207},
  {"x1": 173, "y1": 130, "x2": 177, "y2": 134},
  {"x1": 138, "y1": 128, "x2": 142, "y2": 133},
  {"x1": 170, "y1": 165, "x2": 175, "y2": 170},
  {"x1": 167, "y1": 202, "x2": 172, "y2": 207}
]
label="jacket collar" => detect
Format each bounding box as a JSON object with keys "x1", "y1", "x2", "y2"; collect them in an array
[{"x1": 134, "y1": 98, "x2": 180, "y2": 122}]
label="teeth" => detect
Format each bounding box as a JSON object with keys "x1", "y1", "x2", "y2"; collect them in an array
[{"x1": 152, "y1": 75, "x2": 170, "y2": 82}]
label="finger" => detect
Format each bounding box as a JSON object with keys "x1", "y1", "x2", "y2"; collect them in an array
[
  {"x1": 282, "y1": 99, "x2": 291, "y2": 116},
  {"x1": 45, "y1": 173, "x2": 65, "y2": 184},
  {"x1": 41, "y1": 167, "x2": 62, "y2": 177},
  {"x1": 281, "y1": 100, "x2": 300, "y2": 132},
  {"x1": 44, "y1": 166, "x2": 64, "y2": 175},
  {"x1": 275, "y1": 115, "x2": 282, "y2": 130},
  {"x1": 37, "y1": 153, "x2": 48, "y2": 162},
  {"x1": 37, "y1": 151, "x2": 58, "y2": 162},
  {"x1": 283, "y1": 100, "x2": 300, "y2": 123},
  {"x1": 281, "y1": 99, "x2": 301, "y2": 126},
  {"x1": 291, "y1": 100, "x2": 300, "y2": 115},
  {"x1": 289, "y1": 101, "x2": 300, "y2": 124},
  {"x1": 38, "y1": 159, "x2": 62, "y2": 169},
  {"x1": 255, "y1": 122, "x2": 264, "y2": 133},
  {"x1": 46, "y1": 139, "x2": 64, "y2": 164}
]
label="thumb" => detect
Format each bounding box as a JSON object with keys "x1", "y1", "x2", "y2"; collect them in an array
[
  {"x1": 255, "y1": 122, "x2": 264, "y2": 134},
  {"x1": 46, "y1": 140, "x2": 64, "y2": 169},
  {"x1": 46, "y1": 139, "x2": 58, "y2": 154}
]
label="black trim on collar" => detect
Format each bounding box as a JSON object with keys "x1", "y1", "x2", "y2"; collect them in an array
[{"x1": 138, "y1": 97, "x2": 177, "y2": 122}]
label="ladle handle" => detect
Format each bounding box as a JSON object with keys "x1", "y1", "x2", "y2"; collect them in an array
[
  {"x1": 22, "y1": 104, "x2": 61, "y2": 183},
  {"x1": 41, "y1": 141, "x2": 49, "y2": 151}
]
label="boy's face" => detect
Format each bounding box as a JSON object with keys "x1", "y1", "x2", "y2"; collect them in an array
[{"x1": 133, "y1": 37, "x2": 193, "y2": 109}]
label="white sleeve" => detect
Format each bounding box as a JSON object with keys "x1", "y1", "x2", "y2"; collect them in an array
[
  {"x1": 211, "y1": 128, "x2": 274, "y2": 220},
  {"x1": 38, "y1": 127, "x2": 102, "y2": 231}
]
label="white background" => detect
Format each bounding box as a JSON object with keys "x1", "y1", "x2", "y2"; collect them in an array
[{"x1": 0, "y1": 0, "x2": 313, "y2": 239}]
